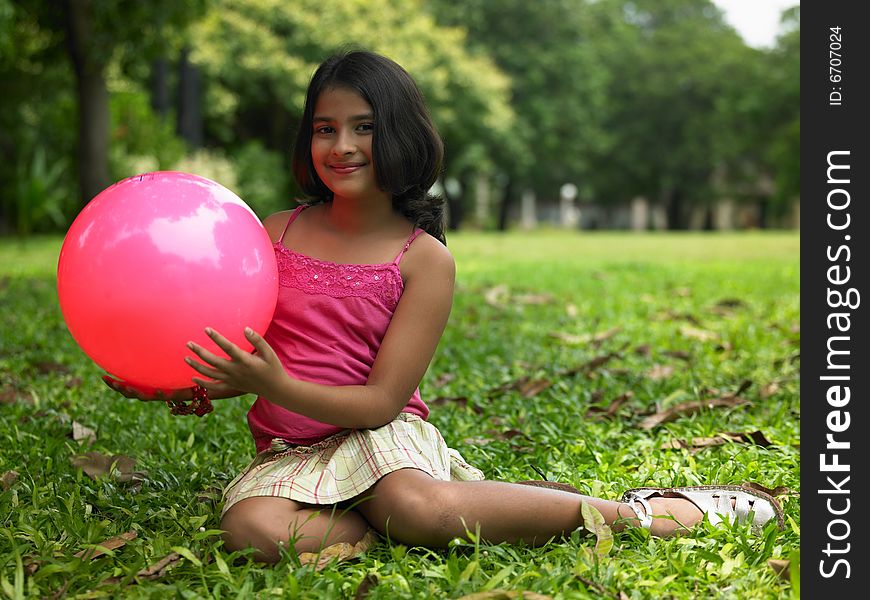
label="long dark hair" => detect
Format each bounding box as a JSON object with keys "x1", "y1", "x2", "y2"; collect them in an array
[{"x1": 291, "y1": 50, "x2": 447, "y2": 245}]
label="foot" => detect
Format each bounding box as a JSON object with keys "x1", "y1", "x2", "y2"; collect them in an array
[{"x1": 620, "y1": 485, "x2": 784, "y2": 536}]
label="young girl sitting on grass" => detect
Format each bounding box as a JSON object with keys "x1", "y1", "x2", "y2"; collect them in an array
[{"x1": 105, "y1": 49, "x2": 784, "y2": 564}]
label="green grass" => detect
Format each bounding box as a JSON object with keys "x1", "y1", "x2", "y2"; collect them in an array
[{"x1": 0, "y1": 231, "x2": 800, "y2": 599}]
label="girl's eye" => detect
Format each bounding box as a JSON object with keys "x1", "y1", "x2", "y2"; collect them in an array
[
  {"x1": 314, "y1": 125, "x2": 334, "y2": 135},
  {"x1": 357, "y1": 123, "x2": 374, "y2": 133}
]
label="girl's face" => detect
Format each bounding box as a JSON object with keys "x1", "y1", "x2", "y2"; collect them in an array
[{"x1": 311, "y1": 86, "x2": 387, "y2": 203}]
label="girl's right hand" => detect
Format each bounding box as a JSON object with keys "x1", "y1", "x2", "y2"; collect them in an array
[{"x1": 101, "y1": 375, "x2": 193, "y2": 403}]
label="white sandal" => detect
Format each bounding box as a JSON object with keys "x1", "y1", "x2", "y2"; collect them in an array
[{"x1": 621, "y1": 485, "x2": 785, "y2": 531}]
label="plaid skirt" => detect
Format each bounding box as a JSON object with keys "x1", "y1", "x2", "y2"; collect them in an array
[{"x1": 221, "y1": 413, "x2": 485, "y2": 515}]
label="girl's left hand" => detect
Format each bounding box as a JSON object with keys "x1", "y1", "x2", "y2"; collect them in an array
[{"x1": 186, "y1": 327, "x2": 286, "y2": 398}]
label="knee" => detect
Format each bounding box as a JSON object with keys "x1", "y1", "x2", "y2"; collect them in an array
[
  {"x1": 372, "y1": 480, "x2": 461, "y2": 540},
  {"x1": 220, "y1": 504, "x2": 280, "y2": 562}
]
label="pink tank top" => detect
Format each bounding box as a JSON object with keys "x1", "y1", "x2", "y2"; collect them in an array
[{"x1": 246, "y1": 205, "x2": 430, "y2": 451}]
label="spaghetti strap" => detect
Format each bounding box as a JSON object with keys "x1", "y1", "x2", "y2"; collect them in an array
[
  {"x1": 393, "y1": 228, "x2": 425, "y2": 265},
  {"x1": 279, "y1": 205, "x2": 307, "y2": 246}
]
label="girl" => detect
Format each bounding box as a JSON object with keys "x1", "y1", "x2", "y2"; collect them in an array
[{"x1": 106, "y1": 50, "x2": 783, "y2": 564}]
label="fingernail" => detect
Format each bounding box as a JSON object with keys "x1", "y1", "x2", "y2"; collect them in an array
[
  {"x1": 245, "y1": 327, "x2": 253, "y2": 336},
  {"x1": 205, "y1": 327, "x2": 213, "y2": 335},
  {"x1": 187, "y1": 342, "x2": 194, "y2": 350}
]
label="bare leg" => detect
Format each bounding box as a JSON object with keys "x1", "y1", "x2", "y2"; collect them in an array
[
  {"x1": 221, "y1": 496, "x2": 371, "y2": 563},
  {"x1": 354, "y1": 469, "x2": 703, "y2": 547}
]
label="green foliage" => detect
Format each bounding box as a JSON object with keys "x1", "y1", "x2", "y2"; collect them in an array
[
  {"x1": 107, "y1": 84, "x2": 187, "y2": 180},
  {"x1": 0, "y1": 232, "x2": 799, "y2": 598},
  {"x1": 231, "y1": 141, "x2": 295, "y2": 219},
  {"x1": 190, "y1": 0, "x2": 514, "y2": 172}
]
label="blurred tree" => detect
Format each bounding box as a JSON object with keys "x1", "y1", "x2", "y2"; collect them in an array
[
  {"x1": 9, "y1": 1, "x2": 207, "y2": 207},
  {"x1": 426, "y1": 0, "x2": 612, "y2": 229},
  {"x1": 188, "y1": 0, "x2": 514, "y2": 224},
  {"x1": 584, "y1": 0, "x2": 758, "y2": 229}
]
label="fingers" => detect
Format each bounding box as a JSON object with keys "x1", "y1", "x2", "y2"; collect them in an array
[
  {"x1": 244, "y1": 327, "x2": 279, "y2": 364},
  {"x1": 204, "y1": 327, "x2": 246, "y2": 360},
  {"x1": 101, "y1": 375, "x2": 166, "y2": 401}
]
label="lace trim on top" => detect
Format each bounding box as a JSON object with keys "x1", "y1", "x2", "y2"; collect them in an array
[{"x1": 275, "y1": 243, "x2": 403, "y2": 306}]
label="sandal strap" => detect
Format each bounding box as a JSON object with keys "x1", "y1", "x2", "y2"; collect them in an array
[
  {"x1": 621, "y1": 485, "x2": 784, "y2": 530},
  {"x1": 622, "y1": 491, "x2": 654, "y2": 529}
]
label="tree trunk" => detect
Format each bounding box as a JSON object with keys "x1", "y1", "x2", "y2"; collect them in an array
[
  {"x1": 150, "y1": 57, "x2": 171, "y2": 117},
  {"x1": 177, "y1": 47, "x2": 203, "y2": 147},
  {"x1": 64, "y1": 0, "x2": 110, "y2": 206},
  {"x1": 496, "y1": 178, "x2": 515, "y2": 231}
]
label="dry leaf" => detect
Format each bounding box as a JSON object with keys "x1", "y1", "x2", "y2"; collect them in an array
[
  {"x1": 633, "y1": 344, "x2": 652, "y2": 356},
  {"x1": 640, "y1": 395, "x2": 749, "y2": 430},
  {"x1": 70, "y1": 452, "x2": 145, "y2": 483},
  {"x1": 34, "y1": 361, "x2": 71, "y2": 375},
  {"x1": 430, "y1": 396, "x2": 483, "y2": 414},
  {"x1": 74, "y1": 530, "x2": 137, "y2": 560},
  {"x1": 550, "y1": 327, "x2": 621, "y2": 348},
  {"x1": 484, "y1": 284, "x2": 510, "y2": 306},
  {"x1": 433, "y1": 373, "x2": 455, "y2": 388},
  {"x1": 515, "y1": 293, "x2": 554, "y2": 305},
  {"x1": 298, "y1": 528, "x2": 378, "y2": 571},
  {"x1": 760, "y1": 382, "x2": 780, "y2": 398},
  {"x1": 768, "y1": 559, "x2": 790, "y2": 580},
  {"x1": 679, "y1": 326, "x2": 718, "y2": 342},
  {"x1": 137, "y1": 552, "x2": 183, "y2": 580},
  {"x1": 647, "y1": 364, "x2": 674, "y2": 380},
  {"x1": 586, "y1": 392, "x2": 632, "y2": 419},
  {"x1": 517, "y1": 378, "x2": 552, "y2": 398},
  {"x1": 660, "y1": 431, "x2": 772, "y2": 451},
  {"x1": 1, "y1": 470, "x2": 19, "y2": 490},
  {"x1": 565, "y1": 303, "x2": 578, "y2": 317},
  {"x1": 354, "y1": 573, "x2": 379, "y2": 600},
  {"x1": 71, "y1": 421, "x2": 97, "y2": 445}
]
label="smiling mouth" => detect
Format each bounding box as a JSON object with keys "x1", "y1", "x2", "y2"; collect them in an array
[{"x1": 329, "y1": 163, "x2": 365, "y2": 174}]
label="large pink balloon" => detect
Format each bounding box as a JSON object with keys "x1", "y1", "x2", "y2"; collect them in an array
[{"x1": 57, "y1": 171, "x2": 279, "y2": 391}]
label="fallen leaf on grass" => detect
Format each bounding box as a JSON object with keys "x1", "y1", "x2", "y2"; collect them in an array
[
  {"x1": 549, "y1": 327, "x2": 621, "y2": 348},
  {"x1": 646, "y1": 364, "x2": 674, "y2": 380},
  {"x1": 71, "y1": 421, "x2": 97, "y2": 445},
  {"x1": 429, "y1": 396, "x2": 483, "y2": 414},
  {"x1": 432, "y1": 373, "x2": 455, "y2": 388},
  {"x1": 660, "y1": 431, "x2": 772, "y2": 451},
  {"x1": 768, "y1": 559, "x2": 790, "y2": 580},
  {"x1": 654, "y1": 309, "x2": 701, "y2": 325},
  {"x1": 1, "y1": 470, "x2": 18, "y2": 490},
  {"x1": 70, "y1": 452, "x2": 146, "y2": 483},
  {"x1": 298, "y1": 528, "x2": 379, "y2": 571},
  {"x1": 639, "y1": 394, "x2": 749, "y2": 430},
  {"x1": 586, "y1": 392, "x2": 633, "y2": 419},
  {"x1": 710, "y1": 298, "x2": 746, "y2": 316},
  {"x1": 354, "y1": 573, "x2": 379, "y2": 599},
  {"x1": 74, "y1": 530, "x2": 137, "y2": 560},
  {"x1": 33, "y1": 361, "x2": 72, "y2": 375},
  {"x1": 455, "y1": 591, "x2": 554, "y2": 600},
  {"x1": 679, "y1": 326, "x2": 718, "y2": 342},
  {"x1": 0, "y1": 384, "x2": 32, "y2": 405},
  {"x1": 137, "y1": 552, "x2": 183, "y2": 580}
]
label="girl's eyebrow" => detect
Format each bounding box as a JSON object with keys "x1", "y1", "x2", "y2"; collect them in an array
[{"x1": 313, "y1": 113, "x2": 374, "y2": 123}]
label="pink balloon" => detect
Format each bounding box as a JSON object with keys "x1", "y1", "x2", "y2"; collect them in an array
[{"x1": 57, "y1": 171, "x2": 279, "y2": 391}]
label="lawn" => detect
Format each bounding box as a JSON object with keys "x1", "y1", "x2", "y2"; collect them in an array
[{"x1": 0, "y1": 230, "x2": 800, "y2": 599}]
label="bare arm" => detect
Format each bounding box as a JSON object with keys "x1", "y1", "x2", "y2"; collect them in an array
[{"x1": 187, "y1": 233, "x2": 455, "y2": 429}]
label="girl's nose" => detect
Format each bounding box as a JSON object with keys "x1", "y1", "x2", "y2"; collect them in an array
[{"x1": 332, "y1": 132, "x2": 356, "y2": 155}]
